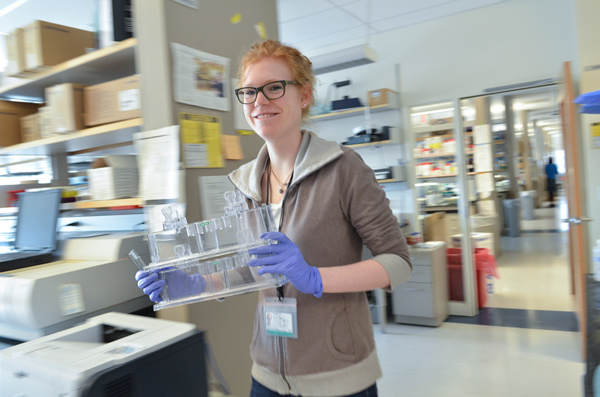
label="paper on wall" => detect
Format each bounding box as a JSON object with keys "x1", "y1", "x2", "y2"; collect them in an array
[
  {"x1": 474, "y1": 144, "x2": 493, "y2": 172},
  {"x1": 199, "y1": 175, "x2": 234, "y2": 219},
  {"x1": 179, "y1": 113, "x2": 224, "y2": 168},
  {"x1": 221, "y1": 134, "x2": 244, "y2": 160},
  {"x1": 475, "y1": 172, "x2": 495, "y2": 193},
  {"x1": 255, "y1": 22, "x2": 268, "y2": 39},
  {"x1": 133, "y1": 125, "x2": 181, "y2": 201},
  {"x1": 473, "y1": 124, "x2": 492, "y2": 145},
  {"x1": 171, "y1": 43, "x2": 230, "y2": 111}
]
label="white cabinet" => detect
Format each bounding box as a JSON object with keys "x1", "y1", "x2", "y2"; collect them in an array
[{"x1": 393, "y1": 242, "x2": 448, "y2": 326}]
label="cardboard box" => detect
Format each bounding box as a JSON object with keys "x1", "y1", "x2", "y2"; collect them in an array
[
  {"x1": 368, "y1": 88, "x2": 398, "y2": 107},
  {"x1": 45, "y1": 83, "x2": 86, "y2": 133},
  {"x1": 24, "y1": 20, "x2": 95, "y2": 73},
  {"x1": 88, "y1": 155, "x2": 139, "y2": 200},
  {"x1": 20, "y1": 113, "x2": 41, "y2": 142},
  {"x1": 84, "y1": 75, "x2": 141, "y2": 127},
  {"x1": 423, "y1": 212, "x2": 446, "y2": 243},
  {"x1": 0, "y1": 101, "x2": 41, "y2": 147},
  {"x1": 6, "y1": 28, "x2": 27, "y2": 77},
  {"x1": 37, "y1": 106, "x2": 56, "y2": 138}
]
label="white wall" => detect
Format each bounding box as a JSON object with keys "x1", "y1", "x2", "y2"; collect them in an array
[
  {"x1": 308, "y1": 0, "x2": 579, "y2": 234},
  {"x1": 310, "y1": 0, "x2": 578, "y2": 106},
  {"x1": 575, "y1": 0, "x2": 600, "y2": 272}
]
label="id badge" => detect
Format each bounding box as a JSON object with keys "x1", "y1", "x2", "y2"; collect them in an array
[{"x1": 264, "y1": 297, "x2": 298, "y2": 338}]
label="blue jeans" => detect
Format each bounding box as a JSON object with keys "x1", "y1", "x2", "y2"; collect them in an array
[{"x1": 250, "y1": 377, "x2": 378, "y2": 397}]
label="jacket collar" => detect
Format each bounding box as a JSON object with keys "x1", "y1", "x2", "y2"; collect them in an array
[{"x1": 228, "y1": 130, "x2": 343, "y2": 202}]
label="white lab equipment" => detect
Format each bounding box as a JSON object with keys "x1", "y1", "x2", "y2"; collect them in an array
[
  {"x1": 0, "y1": 312, "x2": 208, "y2": 397},
  {"x1": 138, "y1": 190, "x2": 286, "y2": 311},
  {"x1": 0, "y1": 232, "x2": 150, "y2": 341}
]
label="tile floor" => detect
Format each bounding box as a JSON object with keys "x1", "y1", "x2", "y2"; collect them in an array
[{"x1": 375, "y1": 197, "x2": 585, "y2": 397}]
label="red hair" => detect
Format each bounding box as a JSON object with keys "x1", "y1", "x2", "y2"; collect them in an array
[{"x1": 237, "y1": 40, "x2": 315, "y2": 121}]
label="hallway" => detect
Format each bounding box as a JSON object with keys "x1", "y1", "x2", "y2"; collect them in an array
[{"x1": 376, "y1": 198, "x2": 584, "y2": 396}]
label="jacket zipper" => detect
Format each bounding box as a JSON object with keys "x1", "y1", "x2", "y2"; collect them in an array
[
  {"x1": 237, "y1": 182, "x2": 293, "y2": 392},
  {"x1": 278, "y1": 187, "x2": 292, "y2": 392}
]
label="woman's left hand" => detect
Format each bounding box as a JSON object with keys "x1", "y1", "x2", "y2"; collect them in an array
[{"x1": 248, "y1": 232, "x2": 323, "y2": 298}]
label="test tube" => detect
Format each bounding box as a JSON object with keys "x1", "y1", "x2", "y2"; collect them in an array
[{"x1": 129, "y1": 249, "x2": 146, "y2": 271}]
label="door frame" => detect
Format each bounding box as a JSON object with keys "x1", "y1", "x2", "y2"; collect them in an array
[{"x1": 560, "y1": 60, "x2": 587, "y2": 359}]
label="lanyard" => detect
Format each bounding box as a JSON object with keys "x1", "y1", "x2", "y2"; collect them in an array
[{"x1": 265, "y1": 158, "x2": 293, "y2": 301}]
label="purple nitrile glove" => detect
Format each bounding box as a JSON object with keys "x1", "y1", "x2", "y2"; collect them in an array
[
  {"x1": 248, "y1": 232, "x2": 323, "y2": 298},
  {"x1": 135, "y1": 268, "x2": 206, "y2": 302}
]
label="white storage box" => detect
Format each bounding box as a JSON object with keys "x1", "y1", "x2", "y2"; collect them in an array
[
  {"x1": 88, "y1": 155, "x2": 138, "y2": 200},
  {"x1": 451, "y1": 232, "x2": 494, "y2": 256}
]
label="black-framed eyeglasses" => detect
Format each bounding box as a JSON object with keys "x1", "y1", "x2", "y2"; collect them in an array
[{"x1": 235, "y1": 80, "x2": 300, "y2": 104}]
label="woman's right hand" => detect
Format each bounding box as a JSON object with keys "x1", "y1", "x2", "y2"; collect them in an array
[
  {"x1": 135, "y1": 270, "x2": 165, "y2": 302},
  {"x1": 135, "y1": 268, "x2": 207, "y2": 302}
]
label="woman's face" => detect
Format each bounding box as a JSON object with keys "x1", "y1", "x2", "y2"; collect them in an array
[{"x1": 241, "y1": 57, "x2": 307, "y2": 142}]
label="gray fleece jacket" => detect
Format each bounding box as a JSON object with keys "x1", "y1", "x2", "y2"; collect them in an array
[{"x1": 228, "y1": 130, "x2": 411, "y2": 396}]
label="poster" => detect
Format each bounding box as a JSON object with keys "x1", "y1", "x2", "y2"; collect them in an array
[
  {"x1": 474, "y1": 144, "x2": 493, "y2": 173},
  {"x1": 133, "y1": 125, "x2": 181, "y2": 201},
  {"x1": 473, "y1": 124, "x2": 492, "y2": 145},
  {"x1": 475, "y1": 172, "x2": 495, "y2": 193},
  {"x1": 179, "y1": 113, "x2": 224, "y2": 168},
  {"x1": 221, "y1": 135, "x2": 244, "y2": 160},
  {"x1": 172, "y1": 43, "x2": 230, "y2": 111},
  {"x1": 198, "y1": 175, "x2": 233, "y2": 219}
]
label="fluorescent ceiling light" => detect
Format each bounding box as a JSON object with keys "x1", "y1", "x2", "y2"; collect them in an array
[
  {"x1": 411, "y1": 108, "x2": 454, "y2": 116},
  {"x1": 462, "y1": 107, "x2": 476, "y2": 119},
  {"x1": 491, "y1": 104, "x2": 505, "y2": 114},
  {"x1": 412, "y1": 103, "x2": 453, "y2": 112},
  {"x1": 311, "y1": 44, "x2": 377, "y2": 75},
  {"x1": 537, "y1": 119, "x2": 559, "y2": 126},
  {"x1": 0, "y1": 0, "x2": 28, "y2": 19}
]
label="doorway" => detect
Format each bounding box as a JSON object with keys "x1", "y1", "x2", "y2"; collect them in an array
[{"x1": 455, "y1": 84, "x2": 575, "y2": 323}]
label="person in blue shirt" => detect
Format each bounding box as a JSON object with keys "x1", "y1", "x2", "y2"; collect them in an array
[{"x1": 545, "y1": 157, "x2": 559, "y2": 207}]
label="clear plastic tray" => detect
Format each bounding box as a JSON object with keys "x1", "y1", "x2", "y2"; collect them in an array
[{"x1": 134, "y1": 191, "x2": 285, "y2": 311}]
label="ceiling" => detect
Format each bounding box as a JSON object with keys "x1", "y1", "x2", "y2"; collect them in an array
[
  {"x1": 0, "y1": 0, "x2": 95, "y2": 34},
  {"x1": 0, "y1": 0, "x2": 507, "y2": 51},
  {"x1": 277, "y1": 0, "x2": 508, "y2": 54}
]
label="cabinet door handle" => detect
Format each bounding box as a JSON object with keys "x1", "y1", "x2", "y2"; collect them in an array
[{"x1": 401, "y1": 288, "x2": 422, "y2": 291}]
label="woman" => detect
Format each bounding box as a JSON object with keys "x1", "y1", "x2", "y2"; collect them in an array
[{"x1": 137, "y1": 40, "x2": 411, "y2": 396}]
